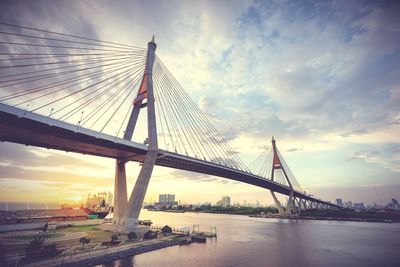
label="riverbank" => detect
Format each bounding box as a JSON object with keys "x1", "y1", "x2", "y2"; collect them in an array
[
  {"x1": 249, "y1": 214, "x2": 397, "y2": 223},
  {"x1": 145, "y1": 206, "x2": 278, "y2": 216},
  {"x1": 25, "y1": 236, "x2": 183, "y2": 267}
]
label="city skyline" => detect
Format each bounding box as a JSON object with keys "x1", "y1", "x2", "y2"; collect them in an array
[{"x1": 0, "y1": 0, "x2": 399, "y2": 206}]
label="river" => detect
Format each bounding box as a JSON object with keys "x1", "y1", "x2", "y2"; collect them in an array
[{"x1": 102, "y1": 209, "x2": 400, "y2": 267}]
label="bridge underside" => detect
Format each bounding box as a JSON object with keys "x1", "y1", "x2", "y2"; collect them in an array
[
  {"x1": 0, "y1": 104, "x2": 148, "y2": 161},
  {"x1": 0, "y1": 103, "x2": 339, "y2": 209}
]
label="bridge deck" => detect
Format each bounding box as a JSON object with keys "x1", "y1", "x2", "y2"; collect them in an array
[{"x1": 0, "y1": 103, "x2": 336, "y2": 207}]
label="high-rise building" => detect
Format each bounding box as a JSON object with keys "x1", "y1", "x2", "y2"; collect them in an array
[
  {"x1": 392, "y1": 198, "x2": 399, "y2": 209},
  {"x1": 167, "y1": 194, "x2": 175, "y2": 204},
  {"x1": 106, "y1": 192, "x2": 113, "y2": 206},
  {"x1": 344, "y1": 201, "x2": 353, "y2": 208},
  {"x1": 221, "y1": 196, "x2": 231, "y2": 207},
  {"x1": 158, "y1": 194, "x2": 176, "y2": 205},
  {"x1": 336, "y1": 198, "x2": 344, "y2": 207},
  {"x1": 353, "y1": 203, "x2": 365, "y2": 210}
]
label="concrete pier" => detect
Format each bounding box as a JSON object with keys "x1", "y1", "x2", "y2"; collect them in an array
[{"x1": 113, "y1": 159, "x2": 127, "y2": 225}]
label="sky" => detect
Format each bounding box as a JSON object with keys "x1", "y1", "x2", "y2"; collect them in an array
[{"x1": 0, "y1": 0, "x2": 399, "y2": 206}]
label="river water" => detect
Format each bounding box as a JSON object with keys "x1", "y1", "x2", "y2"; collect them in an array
[{"x1": 103, "y1": 209, "x2": 400, "y2": 267}]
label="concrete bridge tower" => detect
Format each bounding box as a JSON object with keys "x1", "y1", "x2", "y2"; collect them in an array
[
  {"x1": 112, "y1": 36, "x2": 158, "y2": 232},
  {"x1": 269, "y1": 137, "x2": 297, "y2": 216}
]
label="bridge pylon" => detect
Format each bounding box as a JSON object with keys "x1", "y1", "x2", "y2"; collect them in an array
[
  {"x1": 111, "y1": 36, "x2": 158, "y2": 232},
  {"x1": 269, "y1": 137, "x2": 298, "y2": 217}
]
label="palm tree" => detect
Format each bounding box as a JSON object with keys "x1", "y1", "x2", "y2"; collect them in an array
[
  {"x1": 128, "y1": 232, "x2": 137, "y2": 241},
  {"x1": 25, "y1": 237, "x2": 44, "y2": 257},
  {"x1": 42, "y1": 244, "x2": 58, "y2": 256},
  {"x1": 79, "y1": 237, "x2": 90, "y2": 248},
  {"x1": 161, "y1": 225, "x2": 172, "y2": 236},
  {"x1": 111, "y1": 234, "x2": 119, "y2": 243}
]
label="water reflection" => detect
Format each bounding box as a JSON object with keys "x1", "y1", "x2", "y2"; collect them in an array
[
  {"x1": 98, "y1": 210, "x2": 400, "y2": 267},
  {"x1": 110, "y1": 257, "x2": 135, "y2": 267}
]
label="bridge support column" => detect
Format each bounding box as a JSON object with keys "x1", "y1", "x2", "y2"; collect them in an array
[
  {"x1": 270, "y1": 191, "x2": 284, "y2": 215},
  {"x1": 120, "y1": 37, "x2": 158, "y2": 231},
  {"x1": 285, "y1": 190, "x2": 295, "y2": 215},
  {"x1": 301, "y1": 199, "x2": 307, "y2": 211},
  {"x1": 295, "y1": 198, "x2": 301, "y2": 212},
  {"x1": 113, "y1": 159, "x2": 127, "y2": 225},
  {"x1": 123, "y1": 150, "x2": 157, "y2": 228}
]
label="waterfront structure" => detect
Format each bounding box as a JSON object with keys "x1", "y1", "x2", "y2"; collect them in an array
[
  {"x1": 86, "y1": 192, "x2": 111, "y2": 209},
  {"x1": 0, "y1": 29, "x2": 342, "y2": 232}
]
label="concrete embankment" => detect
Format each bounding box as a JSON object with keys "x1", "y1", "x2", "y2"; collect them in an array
[{"x1": 26, "y1": 237, "x2": 181, "y2": 267}]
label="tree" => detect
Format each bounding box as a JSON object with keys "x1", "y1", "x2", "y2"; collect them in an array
[
  {"x1": 42, "y1": 244, "x2": 58, "y2": 257},
  {"x1": 161, "y1": 225, "x2": 172, "y2": 236},
  {"x1": 111, "y1": 234, "x2": 119, "y2": 243},
  {"x1": 0, "y1": 243, "x2": 6, "y2": 266},
  {"x1": 25, "y1": 237, "x2": 44, "y2": 256},
  {"x1": 79, "y1": 237, "x2": 90, "y2": 248},
  {"x1": 143, "y1": 230, "x2": 157, "y2": 240},
  {"x1": 128, "y1": 232, "x2": 137, "y2": 241}
]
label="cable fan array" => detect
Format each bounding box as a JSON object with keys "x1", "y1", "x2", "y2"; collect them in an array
[
  {"x1": 0, "y1": 22, "x2": 147, "y2": 136},
  {"x1": 0, "y1": 22, "x2": 248, "y2": 171},
  {"x1": 248, "y1": 146, "x2": 303, "y2": 192},
  {"x1": 152, "y1": 56, "x2": 249, "y2": 171}
]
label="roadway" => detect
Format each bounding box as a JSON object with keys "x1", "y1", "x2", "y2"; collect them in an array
[{"x1": 0, "y1": 102, "x2": 338, "y2": 207}]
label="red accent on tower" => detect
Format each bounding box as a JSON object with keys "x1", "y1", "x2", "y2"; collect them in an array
[
  {"x1": 134, "y1": 74, "x2": 148, "y2": 104},
  {"x1": 272, "y1": 136, "x2": 282, "y2": 169}
]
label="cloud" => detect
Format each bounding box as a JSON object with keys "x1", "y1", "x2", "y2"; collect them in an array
[
  {"x1": 0, "y1": 142, "x2": 105, "y2": 169},
  {"x1": 349, "y1": 145, "x2": 400, "y2": 173},
  {"x1": 166, "y1": 168, "x2": 240, "y2": 185},
  {"x1": 0, "y1": 0, "x2": 400, "y2": 204},
  {"x1": 0, "y1": 164, "x2": 112, "y2": 185},
  {"x1": 285, "y1": 148, "x2": 303, "y2": 153}
]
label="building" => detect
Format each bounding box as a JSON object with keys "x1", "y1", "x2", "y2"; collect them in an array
[
  {"x1": 84, "y1": 192, "x2": 113, "y2": 214},
  {"x1": 392, "y1": 198, "x2": 399, "y2": 209},
  {"x1": 86, "y1": 192, "x2": 109, "y2": 209},
  {"x1": 344, "y1": 201, "x2": 353, "y2": 208},
  {"x1": 335, "y1": 198, "x2": 344, "y2": 207},
  {"x1": 0, "y1": 209, "x2": 88, "y2": 225},
  {"x1": 0, "y1": 202, "x2": 60, "y2": 211},
  {"x1": 158, "y1": 194, "x2": 177, "y2": 205},
  {"x1": 353, "y1": 203, "x2": 365, "y2": 210},
  {"x1": 218, "y1": 196, "x2": 230, "y2": 207},
  {"x1": 106, "y1": 192, "x2": 113, "y2": 206}
]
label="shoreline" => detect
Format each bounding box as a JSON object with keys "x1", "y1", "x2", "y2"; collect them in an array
[
  {"x1": 148, "y1": 209, "x2": 399, "y2": 223},
  {"x1": 25, "y1": 236, "x2": 182, "y2": 267},
  {"x1": 249, "y1": 214, "x2": 398, "y2": 223}
]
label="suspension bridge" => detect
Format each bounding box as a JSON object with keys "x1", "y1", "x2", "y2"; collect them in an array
[{"x1": 0, "y1": 23, "x2": 340, "y2": 232}]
